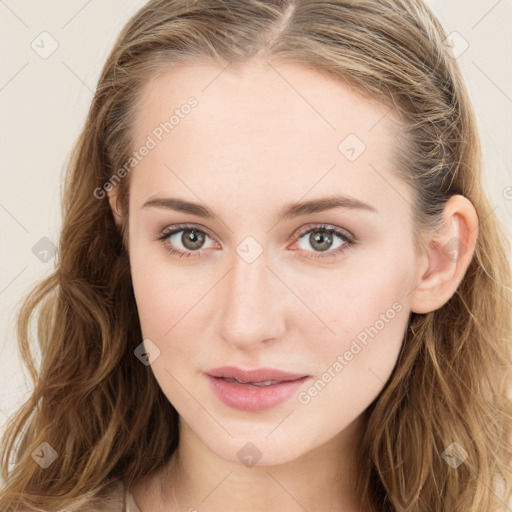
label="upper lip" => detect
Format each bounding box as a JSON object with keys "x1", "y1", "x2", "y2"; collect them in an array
[{"x1": 206, "y1": 366, "x2": 308, "y2": 383}]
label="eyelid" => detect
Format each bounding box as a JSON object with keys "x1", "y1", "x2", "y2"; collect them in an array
[
  {"x1": 158, "y1": 223, "x2": 216, "y2": 241},
  {"x1": 156, "y1": 223, "x2": 219, "y2": 252},
  {"x1": 156, "y1": 222, "x2": 356, "y2": 259},
  {"x1": 157, "y1": 223, "x2": 356, "y2": 244},
  {"x1": 291, "y1": 223, "x2": 356, "y2": 244}
]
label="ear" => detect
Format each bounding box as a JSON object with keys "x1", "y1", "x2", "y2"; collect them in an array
[
  {"x1": 410, "y1": 195, "x2": 479, "y2": 314},
  {"x1": 107, "y1": 188, "x2": 123, "y2": 228}
]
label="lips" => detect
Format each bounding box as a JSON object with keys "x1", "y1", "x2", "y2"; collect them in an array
[
  {"x1": 205, "y1": 367, "x2": 311, "y2": 412},
  {"x1": 206, "y1": 366, "x2": 308, "y2": 384}
]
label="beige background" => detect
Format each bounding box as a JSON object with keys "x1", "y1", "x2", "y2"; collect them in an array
[{"x1": 1, "y1": 0, "x2": 511, "y2": 482}]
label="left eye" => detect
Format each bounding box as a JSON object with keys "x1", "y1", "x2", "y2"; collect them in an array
[
  {"x1": 292, "y1": 224, "x2": 354, "y2": 259},
  {"x1": 157, "y1": 223, "x2": 355, "y2": 260}
]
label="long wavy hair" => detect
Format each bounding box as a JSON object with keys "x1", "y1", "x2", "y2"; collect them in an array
[{"x1": 1, "y1": 0, "x2": 511, "y2": 510}]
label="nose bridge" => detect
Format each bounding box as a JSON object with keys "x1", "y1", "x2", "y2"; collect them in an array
[{"x1": 215, "y1": 248, "x2": 285, "y2": 349}]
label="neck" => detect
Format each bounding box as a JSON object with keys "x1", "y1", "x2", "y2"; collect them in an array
[{"x1": 155, "y1": 415, "x2": 366, "y2": 512}]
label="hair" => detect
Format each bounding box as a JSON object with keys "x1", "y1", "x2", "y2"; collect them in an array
[{"x1": 1, "y1": 0, "x2": 511, "y2": 511}]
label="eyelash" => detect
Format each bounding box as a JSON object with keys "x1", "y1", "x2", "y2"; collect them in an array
[{"x1": 156, "y1": 223, "x2": 356, "y2": 260}]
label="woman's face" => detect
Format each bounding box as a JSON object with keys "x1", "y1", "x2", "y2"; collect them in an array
[{"x1": 124, "y1": 59, "x2": 424, "y2": 466}]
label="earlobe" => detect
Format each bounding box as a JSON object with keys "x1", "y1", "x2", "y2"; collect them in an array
[
  {"x1": 107, "y1": 189, "x2": 123, "y2": 228},
  {"x1": 410, "y1": 195, "x2": 479, "y2": 314}
]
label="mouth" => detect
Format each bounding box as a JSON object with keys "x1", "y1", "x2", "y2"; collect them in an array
[
  {"x1": 204, "y1": 367, "x2": 311, "y2": 412},
  {"x1": 206, "y1": 366, "x2": 309, "y2": 384},
  {"x1": 215, "y1": 377, "x2": 296, "y2": 387}
]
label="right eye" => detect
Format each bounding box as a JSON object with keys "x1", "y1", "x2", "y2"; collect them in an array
[{"x1": 157, "y1": 224, "x2": 218, "y2": 258}]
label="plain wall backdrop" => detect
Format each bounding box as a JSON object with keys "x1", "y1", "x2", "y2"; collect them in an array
[{"x1": 1, "y1": 0, "x2": 511, "y2": 466}]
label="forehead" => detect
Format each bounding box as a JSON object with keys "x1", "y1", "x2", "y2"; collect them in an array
[{"x1": 128, "y1": 59, "x2": 408, "y2": 217}]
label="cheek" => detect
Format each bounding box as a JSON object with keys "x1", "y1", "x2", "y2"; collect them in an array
[
  {"x1": 130, "y1": 223, "x2": 413, "y2": 350},
  {"x1": 128, "y1": 223, "x2": 197, "y2": 338},
  {"x1": 293, "y1": 287, "x2": 408, "y2": 427},
  {"x1": 131, "y1": 261, "x2": 197, "y2": 340},
  {"x1": 302, "y1": 255, "x2": 409, "y2": 339},
  {"x1": 295, "y1": 252, "x2": 412, "y2": 389},
  {"x1": 128, "y1": 225, "x2": 413, "y2": 448}
]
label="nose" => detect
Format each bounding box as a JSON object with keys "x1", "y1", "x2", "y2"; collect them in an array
[{"x1": 214, "y1": 248, "x2": 287, "y2": 351}]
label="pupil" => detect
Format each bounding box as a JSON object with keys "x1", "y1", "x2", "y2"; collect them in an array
[
  {"x1": 311, "y1": 230, "x2": 332, "y2": 252},
  {"x1": 183, "y1": 229, "x2": 205, "y2": 250}
]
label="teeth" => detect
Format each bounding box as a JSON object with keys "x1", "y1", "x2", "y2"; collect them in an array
[
  {"x1": 251, "y1": 380, "x2": 280, "y2": 386},
  {"x1": 223, "y1": 378, "x2": 281, "y2": 386}
]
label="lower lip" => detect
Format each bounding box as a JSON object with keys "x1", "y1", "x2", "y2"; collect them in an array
[{"x1": 206, "y1": 374, "x2": 310, "y2": 412}]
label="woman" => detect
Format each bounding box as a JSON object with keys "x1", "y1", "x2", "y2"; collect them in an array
[{"x1": 1, "y1": 0, "x2": 511, "y2": 511}]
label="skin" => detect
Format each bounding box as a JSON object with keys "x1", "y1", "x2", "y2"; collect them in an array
[{"x1": 108, "y1": 58, "x2": 478, "y2": 511}]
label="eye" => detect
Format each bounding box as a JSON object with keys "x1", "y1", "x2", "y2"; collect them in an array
[
  {"x1": 157, "y1": 224, "x2": 217, "y2": 258},
  {"x1": 156, "y1": 223, "x2": 356, "y2": 260},
  {"x1": 291, "y1": 224, "x2": 355, "y2": 260}
]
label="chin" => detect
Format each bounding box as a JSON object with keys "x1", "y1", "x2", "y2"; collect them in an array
[{"x1": 203, "y1": 433, "x2": 311, "y2": 468}]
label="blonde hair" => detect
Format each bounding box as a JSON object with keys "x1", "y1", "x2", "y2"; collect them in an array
[{"x1": 1, "y1": 0, "x2": 511, "y2": 510}]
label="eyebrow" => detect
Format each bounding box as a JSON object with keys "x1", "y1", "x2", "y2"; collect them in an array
[{"x1": 141, "y1": 194, "x2": 378, "y2": 221}]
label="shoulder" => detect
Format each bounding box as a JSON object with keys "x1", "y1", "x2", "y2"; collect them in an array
[
  {"x1": 69, "y1": 479, "x2": 128, "y2": 512},
  {"x1": 99, "y1": 480, "x2": 128, "y2": 512},
  {"x1": 100, "y1": 479, "x2": 142, "y2": 512},
  {"x1": 111, "y1": 480, "x2": 142, "y2": 512},
  {"x1": 124, "y1": 482, "x2": 143, "y2": 512}
]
